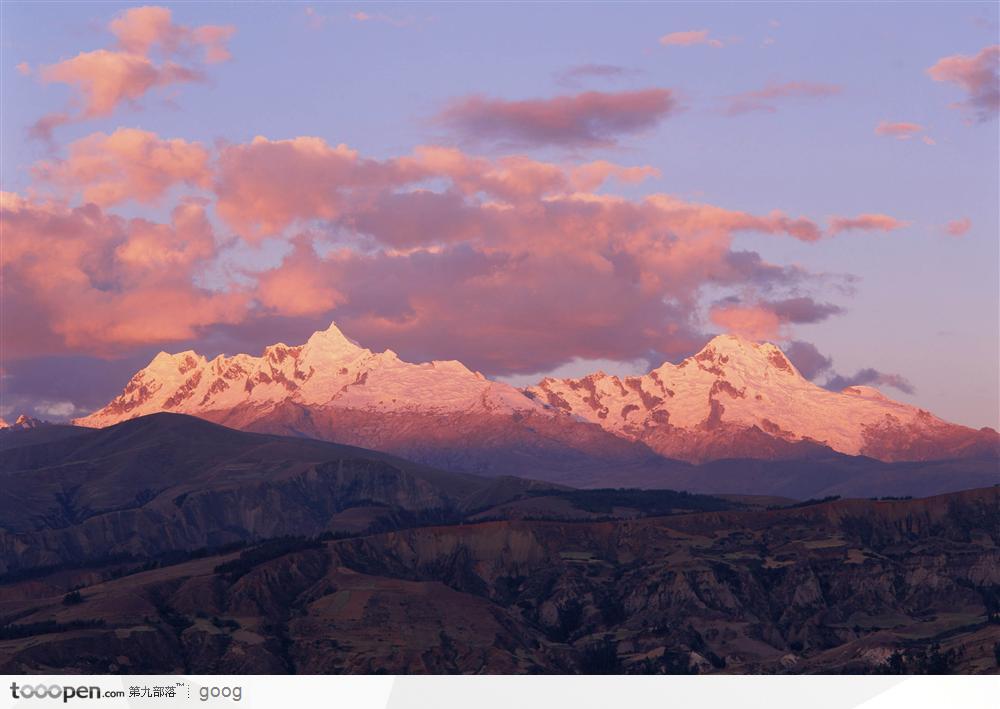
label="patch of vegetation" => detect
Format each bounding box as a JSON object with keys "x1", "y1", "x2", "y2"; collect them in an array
[
  {"x1": 211, "y1": 616, "x2": 241, "y2": 631},
  {"x1": 880, "y1": 644, "x2": 958, "y2": 674},
  {"x1": 635, "y1": 651, "x2": 695, "y2": 675},
  {"x1": 61, "y1": 590, "x2": 84, "y2": 606},
  {"x1": 152, "y1": 600, "x2": 192, "y2": 633},
  {"x1": 0, "y1": 541, "x2": 252, "y2": 586},
  {"x1": 597, "y1": 594, "x2": 627, "y2": 625},
  {"x1": 579, "y1": 636, "x2": 621, "y2": 674},
  {"x1": 552, "y1": 599, "x2": 584, "y2": 642},
  {"x1": 0, "y1": 619, "x2": 105, "y2": 640},
  {"x1": 527, "y1": 488, "x2": 737, "y2": 516},
  {"x1": 769, "y1": 496, "x2": 841, "y2": 510}
]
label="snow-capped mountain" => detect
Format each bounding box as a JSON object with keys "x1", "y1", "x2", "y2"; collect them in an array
[
  {"x1": 76, "y1": 323, "x2": 997, "y2": 475},
  {"x1": 75, "y1": 323, "x2": 541, "y2": 427},
  {"x1": 526, "y1": 335, "x2": 997, "y2": 463},
  {"x1": 0, "y1": 414, "x2": 45, "y2": 431},
  {"x1": 74, "y1": 323, "x2": 651, "y2": 481}
]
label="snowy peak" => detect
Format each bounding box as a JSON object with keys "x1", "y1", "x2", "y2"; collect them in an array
[
  {"x1": 14, "y1": 414, "x2": 42, "y2": 428},
  {"x1": 526, "y1": 335, "x2": 987, "y2": 462},
  {"x1": 0, "y1": 414, "x2": 45, "y2": 430},
  {"x1": 675, "y1": 334, "x2": 803, "y2": 381},
  {"x1": 75, "y1": 321, "x2": 544, "y2": 428},
  {"x1": 302, "y1": 322, "x2": 367, "y2": 361}
]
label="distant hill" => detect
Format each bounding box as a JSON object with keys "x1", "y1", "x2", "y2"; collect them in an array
[{"x1": 0, "y1": 413, "x2": 562, "y2": 575}]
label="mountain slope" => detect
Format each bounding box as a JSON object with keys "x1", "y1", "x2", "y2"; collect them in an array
[{"x1": 0, "y1": 413, "x2": 559, "y2": 575}]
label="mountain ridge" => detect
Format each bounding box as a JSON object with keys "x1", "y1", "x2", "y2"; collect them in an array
[{"x1": 72, "y1": 322, "x2": 998, "y2": 474}]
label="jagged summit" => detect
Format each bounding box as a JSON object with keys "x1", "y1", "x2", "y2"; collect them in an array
[
  {"x1": 696, "y1": 333, "x2": 795, "y2": 363},
  {"x1": 303, "y1": 321, "x2": 366, "y2": 358},
  {"x1": 663, "y1": 334, "x2": 803, "y2": 382}
]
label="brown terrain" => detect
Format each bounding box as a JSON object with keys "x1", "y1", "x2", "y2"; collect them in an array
[{"x1": 1, "y1": 414, "x2": 998, "y2": 674}]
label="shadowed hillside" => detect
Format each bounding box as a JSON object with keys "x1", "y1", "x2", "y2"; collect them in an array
[{"x1": 1, "y1": 487, "x2": 997, "y2": 674}]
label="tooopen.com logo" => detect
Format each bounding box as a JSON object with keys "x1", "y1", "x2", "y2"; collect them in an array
[{"x1": 10, "y1": 682, "x2": 125, "y2": 703}]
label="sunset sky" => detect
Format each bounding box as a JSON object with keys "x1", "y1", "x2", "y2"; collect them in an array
[{"x1": 1, "y1": 2, "x2": 998, "y2": 429}]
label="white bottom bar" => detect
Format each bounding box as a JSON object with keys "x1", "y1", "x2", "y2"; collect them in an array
[{"x1": 1, "y1": 675, "x2": 998, "y2": 708}]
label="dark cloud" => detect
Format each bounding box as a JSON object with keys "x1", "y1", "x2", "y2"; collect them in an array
[
  {"x1": 765, "y1": 297, "x2": 844, "y2": 324},
  {"x1": 782, "y1": 340, "x2": 915, "y2": 395},
  {"x1": 825, "y1": 369, "x2": 916, "y2": 395},
  {"x1": 1, "y1": 353, "x2": 154, "y2": 421},
  {"x1": 783, "y1": 340, "x2": 834, "y2": 379},
  {"x1": 435, "y1": 89, "x2": 678, "y2": 148},
  {"x1": 719, "y1": 250, "x2": 806, "y2": 287}
]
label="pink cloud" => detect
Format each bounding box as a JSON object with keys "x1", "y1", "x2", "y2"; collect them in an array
[
  {"x1": 4, "y1": 132, "x2": 887, "y2": 374},
  {"x1": 435, "y1": 89, "x2": 678, "y2": 147},
  {"x1": 660, "y1": 29, "x2": 724, "y2": 48},
  {"x1": 191, "y1": 25, "x2": 237, "y2": 64},
  {"x1": 304, "y1": 7, "x2": 328, "y2": 30},
  {"x1": 215, "y1": 137, "x2": 665, "y2": 238},
  {"x1": 26, "y1": 112, "x2": 71, "y2": 144},
  {"x1": 33, "y1": 6, "x2": 234, "y2": 131},
  {"x1": 16, "y1": 62, "x2": 30, "y2": 76},
  {"x1": 255, "y1": 239, "x2": 346, "y2": 316},
  {"x1": 874, "y1": 120, "x2": 923, "y2": 139},
  {"x1": 568, "y1": 160, "x2": 660, "y2": 192},
  {"x1": 724, "y1": 81, "x2": 842, "y2": 115},
  {"x1": 34, "y1": 128, "x2": 211, "y2": 206},
  {"x1": 109, "y1": 5, "x2": 177, "y2": 54},
  {"x1": 945, "y1": 217, "x2": 972, "y2": 236},
  {"x1": 708, "y1": 296, "x2": 843, "y2": 342},
  {"x1": 710, "y1": 304, "x2": 783, "y2": 341},
  {"x1": 109, "y1": 6, "x2": 234, "y2": 63},
  {"x1": 349, "y1": 10, "x2": 411, "y2": 26},
  {"x1": 214, "y1": 136, "x2": 420, "y2": 239},
  {"x1": 206, "y1": 139, "x2": 828, "y2": 372},
  {"x1": 828, "y1": 213, "x2": 908, "y2": 235},
  {"x1": 41, "y1": 49, "x2": 201, "y2": 118},
  {"x1": 927, "y1": 45, "x2": 1000, "y2": 121},
  {"x1": 1, "y1": 194, "x2": 247, "y2": 357}
]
